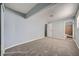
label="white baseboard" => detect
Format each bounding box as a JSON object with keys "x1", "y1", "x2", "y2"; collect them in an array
[
  {"x1": 73, "y1": 39, "x2": 79, "y2": 48},
  {"x1": 5, "y1": 36, "x2": 44, "y2": 51}
]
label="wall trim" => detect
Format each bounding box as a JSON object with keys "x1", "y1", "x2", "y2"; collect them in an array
[
  {"x1": 4, "y1": 36, "x2": 44, "y2": 51},
  {"x1": 73, "y1": 39, "x2": 79, "y2": 48}
]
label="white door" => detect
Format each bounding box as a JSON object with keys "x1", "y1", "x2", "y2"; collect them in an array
[{"x1": 47, "y1": 23, "x2": 53, "y2": 37}]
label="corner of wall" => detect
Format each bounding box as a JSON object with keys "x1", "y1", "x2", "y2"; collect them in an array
[{"x1": 73, "y1": 39, "x2": 79, "y2": 48}]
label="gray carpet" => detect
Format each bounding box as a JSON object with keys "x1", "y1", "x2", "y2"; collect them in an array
[{"x1": 4, "y1": 37, "x2": 79, "y2": 56}]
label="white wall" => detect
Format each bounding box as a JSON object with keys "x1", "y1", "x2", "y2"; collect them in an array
[
  {"x1": 51, "y1": 20, "x2": 65, "y2": 39},
  {"x1": 4, "y1": 8, "x2": 47, "y2": 49},
  {"x1": 74, "y1": 14, "x2": 79, "y2": 48},
  {"x1": 47, "y1": 18, "x2": 73, "y2": 39},
  {"x1": 76, "y1": 28, "x2": 79, "y2": 48},
  {"x1": 77, "y1": 16, "x2": 79, "y2": 44},
  {"x1": 1, "y1": 4, "x2": 5, "y2": 55},
  {"x1": 47, "y1": 23, "x2": 53, "y2": 37}
]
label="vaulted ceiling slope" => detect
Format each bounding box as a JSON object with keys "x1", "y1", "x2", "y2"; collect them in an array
[{"x1": 4, "y1": 3, "x2": 53, "y2": 18}]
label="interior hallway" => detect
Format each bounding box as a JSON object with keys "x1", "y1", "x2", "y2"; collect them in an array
[{"x1": 4, "y1": 37, "x2": 79, "y2": 56}]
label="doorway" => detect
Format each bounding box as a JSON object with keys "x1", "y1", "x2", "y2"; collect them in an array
[
  {"x1": 45, "y1": 24, "x2": 47, "y2": 37},
  {"x1": 65, "y1": 22, "x2": 73, "y2": 39}
]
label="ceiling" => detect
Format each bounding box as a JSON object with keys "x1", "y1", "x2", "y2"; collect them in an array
[
  {"x1": 4, "y1": 3, "x2": 79, "y2": 22},
  {"x1": 4, "y1": 3, "x2": 52, "y2": 18},
  {"x1": 5, "y1": 3, "x2": 37, "y2": 14},
  {"x1": 39, "y1": 3, "x2": 79, "y2": 23}
]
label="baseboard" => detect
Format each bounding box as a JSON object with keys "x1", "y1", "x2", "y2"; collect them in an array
[
  {"x1": 73, "y1": 39, "x2": 79, "y2": 49},
  {"x1": 47, "y1": 37, "x2": 65, "y2": 40},
  {"x1": 5, "y1": 36, "x2": 44, "y2": 51}
]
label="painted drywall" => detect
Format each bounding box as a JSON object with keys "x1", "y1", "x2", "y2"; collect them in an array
[
  {"x1": 47, "y1": 18, "x2": 73, "y2": 39},
  {"x1": 1, "y1": 4, "x2": 5, "y2": 55},
  {"x1": 4, "y1": 8, "x2": 47, "y2": 49},
  {"x1": 77, "y1": 28, "x2": 79, "y2": 47},
  {"x1": 77, "y1": 17, "x2": 79, "y2": 47},
  {"x1": 74, "y1": 14, "x2": 79, "y2": 48},
  {"x1": 47, "y1": 23, "x2": 53, "y2": 37},
  {"x1": 0, "y1": 4, "x2": 1, "y2": 56},
  {"x1": 76, "y1": 28, "x2": 79, "y2": 48}
]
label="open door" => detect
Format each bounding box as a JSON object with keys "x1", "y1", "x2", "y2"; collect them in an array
[
  {"x1": 65, "y1": 22, "x2": 73, "y2": 38},
  {"x1": 45, "y1": 24, "x2": 47, "y2": 37}
]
